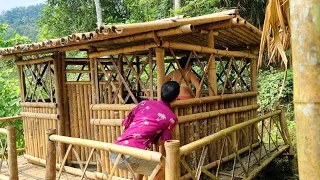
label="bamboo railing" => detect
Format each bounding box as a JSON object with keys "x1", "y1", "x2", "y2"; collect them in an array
[
  {"x1": 166, "y1": 109, "x2": 292, "y2": 180},
  {"x1": 44, "y1": 129, "x2": 164, "y2": 180}
]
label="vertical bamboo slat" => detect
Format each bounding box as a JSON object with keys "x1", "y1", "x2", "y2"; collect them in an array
[{"x1": 155, "y1": 48, "x2": 165, "y2": 100}]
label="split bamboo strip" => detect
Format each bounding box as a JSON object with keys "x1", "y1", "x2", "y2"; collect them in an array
[
  {"x1": 20, "y1": 112, "x2": 58, "y2": 120},
  {"x1": 49, "y1": 135, "x2": 162, "y2": 162},
  {"x1": 20, "y1": 102, "x2": 57, "y2": 108},
  {"x1": 89, "y1": 43, "x2": 158, "y2": 58},
  {"x1": 90, "y1": 119, "x2": 123, "y2": 126},
  {"x1": 91, "y1": 104, "x2": 136, "y2": 111},
  {"x1": 162, "y1": 41, "x2": 257, "y2": 59},
  {"x1": 180, "y1": 110, "x2": 281, "y2": 156},
  {"x1": 172, "y1": 92, "x2": 258, "y2": 107},
  {"x1": 15, "y1": 56, "x2": 53, "y2": 65},
  {"x1": 178, "y1": 104, "x2": 259, "y2": 123}
]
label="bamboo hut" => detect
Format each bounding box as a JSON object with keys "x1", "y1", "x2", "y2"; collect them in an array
[{"x1": 0, "y1": 9, "x2": 293, "y2": 179}]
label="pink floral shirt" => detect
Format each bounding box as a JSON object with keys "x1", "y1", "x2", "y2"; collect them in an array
[{"x1": 115, "y1": 100, "x2": 178, "y2": 150}]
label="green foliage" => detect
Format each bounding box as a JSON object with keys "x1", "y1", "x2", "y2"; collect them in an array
[
  {"x1": 177, "y1": 0, "x2": 221, "y2": 17},
  {"x1": 0, "y1": 4, "x2": 44, "y2": 41}
]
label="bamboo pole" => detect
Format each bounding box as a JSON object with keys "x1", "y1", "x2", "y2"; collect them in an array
[
  {"x1": 0, "y1": 116, "x2": 22, "y2": 123},
  {"x1": 90, "y1": 119, "x2": 122, "y2": 126},
  {"x1": 291, "y1": 1, "x2": 320, "y2": 178},
  {"x1": 16, "y1": 62, "x2": 26, "y2": 102},
  {"x1": 172, "y1": 92, "x2": 258, "y2": 107},
  {"x1": 149, "y1": 49, "x2": 154, "y2": 100},
  {"x1": 178, "y1": 104, "x2": 259, "y2": 123},
  {"x1": 162, "y1": 41, "x2": 257, "y2": 59},
  {"x1": 207, "y1": 31, "x2": 218, "y2": 96},
  {"x1": 155, "y1": 48, "x2": 165, "y2": 100},
  {"x1": 53, "y1": 51, "x2": 66, "y2": 161},
  {"x1": 91, "y1": 104, "x2": 136, "y2": 111},
  {"x1": 6, "y1": 126, "x2": 18, "y2": 180},
  {"x1": 180, "y1": 110, "x2": 281, "y2": 156},
  {"x1": 20, "y1": 112, "x2": 58, "y2": 120},
  {"x1": 15, "y1": 56, "x2": 53, "y2": 65},
  {"x1": 45, "y1": 129, "x2": 56, "y2": 180},
  {"x1": 279, "y1": 109, "x2": 294, "y2": 155},
  {"x1": 165, "y1": 140, "x2": 180, "y2": 180},
  {"x1": 20, "y1": 102, "x2": 57, "y2": 108}
]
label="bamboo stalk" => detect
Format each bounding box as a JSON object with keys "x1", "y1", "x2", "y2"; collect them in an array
[
  {"x1": 6, "y1": 126, "x2": 18, "y2": 180},
  {"x1": 90, "y1": 119, "x2": 123, "y2": 126},
  {"x1": 0, "y1": 116, "x2": 22, "y2": 123},
  {"x1": 172, "y1": 92, "x2": 258, "y2": 107},
  {"x1": 155, "y1": 48, "x2": 165, "y2": 100},
  {"x1": 20, "y1": 102, "x2": 57, "y2": 108},
  {"x1": 66, "y1": 70, "x2": 91, "y2": 73},
  {"x1": 45, "y1": 129, "x2": 56, "y2": 180},
  {"x1": 162, "y1": 41, "x2": 257, "y2": 59},
  {"x1": 15, "y1": 56, "x2": 53, "y2": 65},
  {"x1": 91, "y1": 104, "x2": 136, "y2": 111},
  {"x1": 20, "y1": 112, "x2": 58, "y2": 120},
  {"x1": 180, "y1": 110, "x2": 281, "y2": 156},
  {"x1": 165, "y1": 140, "x2": 180, "y2": 180},
  {"x1": 178, "y1": 104, "x2": 259, "y2": 123}
]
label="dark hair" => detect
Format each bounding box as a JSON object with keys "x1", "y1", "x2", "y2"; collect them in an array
[
  {"x1": 161, "y1": 81, "x2": 180, "y2": 103},
  {"x1": 179, "y1": 56, "x2": 189, "y2": 68}
]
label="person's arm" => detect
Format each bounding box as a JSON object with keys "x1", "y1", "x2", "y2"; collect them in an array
[
  {"x1": 190, "y1": 72, "x2": 201, "y2": 97},
  {"x1": 164, "y1": 72, "x2": 172, "y2": 82}
]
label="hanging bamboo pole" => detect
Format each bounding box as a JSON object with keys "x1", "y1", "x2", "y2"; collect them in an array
[
  {"x1": 45, "y1": 129, "x2": 56, "y2": 180},
  {"x1": 162, "y1": 41, "x2": 257, "y2": 59},
  {"x1": 291, "y1": 1, "x2": 320, "y2": 178},
  {"x1": 6, "y1": 126, "x2": 18, "y2": 180},
  {"x1": 165, "y1": 140, "x2": 180, "y2": 180},
  {"x1": 53, "y1": 51, "x2": 66, "y2": 161},
  {"x1": 155, "y1": 48, "x2": 165, "y2": 100}
]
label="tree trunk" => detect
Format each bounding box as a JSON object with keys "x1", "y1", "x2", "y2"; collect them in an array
[
  {"x1": 174, "y1": 0, "x2": 180, "y2": 11},
  {"x1": 94, "y1": 0, "x2": 103, "y2": 27}
]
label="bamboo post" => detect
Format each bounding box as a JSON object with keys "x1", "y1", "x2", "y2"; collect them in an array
[
  {"x1": 207, "y1": 31, "x2": 218, "y2": 96},
  {"x1": 53, "y1": 51, "x2": 66, "y2": 161},
  {"x1": 165, "y1": 140, "x2": 180, "y2": 180},
  {"x1": 291, "y1": 1, "x2": 320, "y2": 178},
  {"x1": 7, "y1": 126, "x2": 18, "y2": 180},
  {"x1": 149, "y1": 49, "x2": 154, "y2": 100},
  {"x1": 136, "y1": 56, "x2": 141, "y2": 98},
  {"x1": 155, "y1": 48, "x2": 165, "y2": 100},
  {"x1": 279, "y1": 109, "x2": 294, "y2": 155},
  {"x1": 118, "y1": 55, "x2": 124, "y2": 103},
  {"x1": 46, "y1": 129, "x2": 57, "y2": 180},
  {"x1": 16, "y1": 56, "x2": 26, "y2": 102},
  {"x1": 89, "y1": 49, "x2": 101, "y2": 171}
]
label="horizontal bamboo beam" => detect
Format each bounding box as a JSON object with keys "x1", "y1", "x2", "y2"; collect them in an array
[
  {"x1": 20, "y1": 112, "x2": 58, "y2": 120},
  {"x1": 0, "y1": 128, "x2": 9, "y2": 134},
  {"x1": 162, "y1": 41, "x2": 257, "y2": 58},
  {"x1": 49, "y1": 135, "x2": 162, "y2": 162},
  {"x1": 178, "y1": 104, "x2": 259, "y2": 123},
  {"x1": 66, "y1": 70, "x2": 90, "y2": 73},
  {"x1": 180, "y1": 142, "x2": 260, "y2": 180},
  {"x1": 15, "y1": 56, "x2": 53, "y2": 65},
  {"x1": 20, "y1": 102, "x2": 57, "y2": 108},
  {"x1": 245, "y1": 145, "x2": 290, "y2": 180},
  {"x1": 24, "y1": 155, "x2": 126, "y2": 180},
  {"x1": 89, "y1": 43, "x2": 158, "y2": 58},
  {"x1": 180, "y1": 110, "x2": 281, "y2": 156},
  {"x1": 90, "y1": 119, "x2": 123, "y2": 126},
  {"x1": 172, "y1": 92, "x2": 258, "y2": 107},
  {"x1": 0, "y1": 116, "x2": 22, "y2": 123},
  {"x1": 65, "y1": 81, "x2": 120, "y2": 85},
  {"x1": 90, "y1": 104, "x2": 136, "y2": 111}
]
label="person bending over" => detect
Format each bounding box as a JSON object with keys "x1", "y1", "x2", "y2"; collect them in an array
[
  {"x1": 165, "y1": 57, "x2": 200, "y2": 100},
  {"x1": 110, "y1": 81, "x2": 180, "y2": 180}
]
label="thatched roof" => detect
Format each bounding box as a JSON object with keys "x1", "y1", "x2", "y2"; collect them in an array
[{"x1": 0, "y1": 9, "x2": 261, "y2": 59}]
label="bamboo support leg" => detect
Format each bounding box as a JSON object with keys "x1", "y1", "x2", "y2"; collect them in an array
[
  {"x1": 7, "y1": 126, "x2": 18, "y2": 180},
  {"x1": 165, "y1": 140, "x2": 180, "y2": 180},
  {"x1": 45, "y1": 129, "x2": 57, "y2": 180}
]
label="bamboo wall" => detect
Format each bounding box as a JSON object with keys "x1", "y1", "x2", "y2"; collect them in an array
[{"x1": 21, "y1": 103, "x2": 57, "y2": 160}]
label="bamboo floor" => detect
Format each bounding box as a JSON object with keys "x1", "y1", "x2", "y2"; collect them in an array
[
  {"x1": 217, "y1": 144, "x2": 288, "y2": 180},
  {"x1": 0, "y1": 156, "x2": 80, "y2": 180}
]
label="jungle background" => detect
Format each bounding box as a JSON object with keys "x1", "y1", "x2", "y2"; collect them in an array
[{"x1": 0, "y1": 0, "x2": 296, "y2": 179}]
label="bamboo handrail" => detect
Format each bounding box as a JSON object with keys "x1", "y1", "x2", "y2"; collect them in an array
[
  {"x1": 90, "y1": 119, "x2": 123, "y2": 126},
  {"x1": 180, "y1": 110, "x2": 281, "y2": 156},
  {"x1": 178, "y1": 104, "x2": 259, "y2": 123},
  {"x1": 90, "y1": 104, "x2": 136, "y2": 111},
  {"x1": 0, "y1": 128, "x2": 9, "y2": 134},
  {"x1": 20, "y1": 112, "x2": 58, "y2": 120},
  {"x1": 20, "y1": 102, "x2": 57, "y2": 108},
  {"x1": 171, "y1": 92, "x2": 258, "y2": 107},
  {"x1": 162, "y1": 41, "x2": 258, "y2": 59},
  {"x1": 49, "y1": 135, "x2": 162, "y2": 162},
  {"x1": 15, "y1": 56, "x2": 53, "y2": 65},
  {"x1": 0, "y1": 116, "x2": 22, "y2": 123}
]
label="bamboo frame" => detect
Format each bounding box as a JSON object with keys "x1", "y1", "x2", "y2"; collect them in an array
[
  {"x1": 20, "y1": 102, "x2": 57, "y2": 108},
  {"x1": 15, "y1": 56, "x2": 53, "y2": 65},
  {"x1": 20, "y1": 112, "x2": 58, "y2": 120}
]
